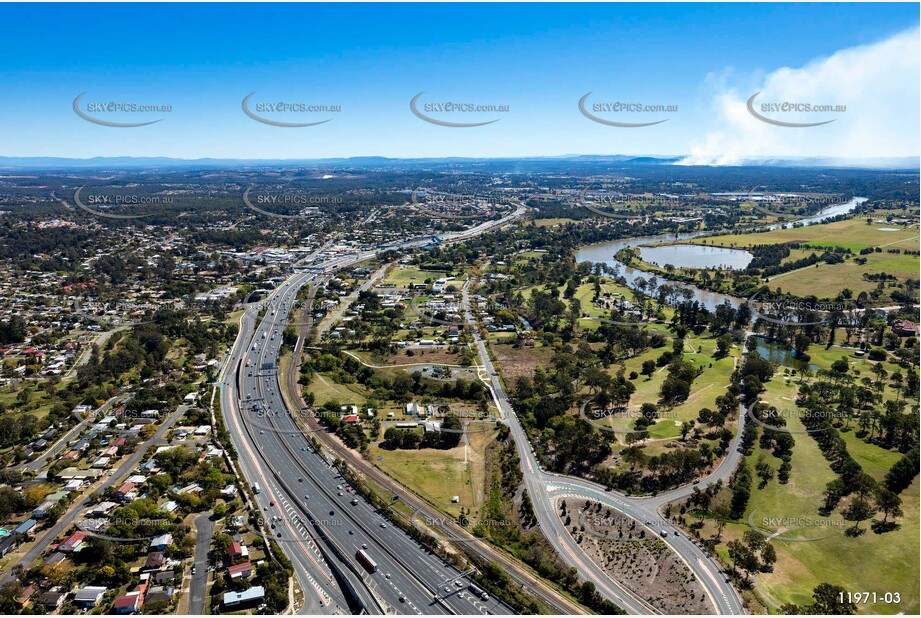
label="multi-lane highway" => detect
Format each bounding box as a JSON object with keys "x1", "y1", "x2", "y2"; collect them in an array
[
  {"x1": 461, "y1": 282, "x2": 747, "y2": 615},
  {"x1": 221, "y1": 200, "x2": 745, "y2": 616},
  {"x1": 219, "y1": 208, "x2": 525, "y2": 614}
]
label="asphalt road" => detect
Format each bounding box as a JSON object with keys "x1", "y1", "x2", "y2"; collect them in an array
[
  {"x1": 226, "y1": 277, "x2": 509, "y2": 615},
  {"x1": 15, "y1": 393, "x2": 130, "y2": 473},
  {"x1": 0, "y1": 404, "x2": 189, "y2": 585},
  {"x1": 219, "y1": 208, "x2": 526, "y2": 615},
  {"x1": 189, "y1": 512, "x2": 215, "y2": 614},
  {"x1": 461, "y1": 282, "x2": 747, "y2": 615}
]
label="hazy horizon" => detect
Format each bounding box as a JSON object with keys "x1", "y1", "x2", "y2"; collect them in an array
[{"x1": 0, "y1": 3, "x2": 917, "y2": 166}]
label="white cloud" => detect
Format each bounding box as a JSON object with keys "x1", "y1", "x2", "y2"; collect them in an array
[{"x1": 680, "y1": 27, "x2": 920, "y2": 166}]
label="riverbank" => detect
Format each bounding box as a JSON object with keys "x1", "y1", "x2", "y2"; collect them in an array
[{"x1": 576, "y1": 196, "x2": 920, "y2": 308}]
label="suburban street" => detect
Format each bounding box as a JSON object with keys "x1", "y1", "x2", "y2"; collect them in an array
[
  {"x1": 188, "y1": 512, "x2": 215, "y2": 614},
  {"x1": 15, "y1": 393, "x2": 131, "y2": 473},
  {"x1": 0, "y1": 404, "x2": 190, "y2": 586}
]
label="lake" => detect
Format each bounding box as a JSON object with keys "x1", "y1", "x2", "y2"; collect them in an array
[
  {"x1": 639, "y1": 244, "x2": 753, "y2": 270},
  {"x1": 754, "y1": 337, "x2": 820, "y2": 372},
  {"x1": 575, "y1": 196, "x2": 866, "y2": 311}
]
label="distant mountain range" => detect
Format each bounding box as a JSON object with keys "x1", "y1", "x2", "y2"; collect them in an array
[{"x1": 0, "y1": 154, "x2": 916, "y2": 170}]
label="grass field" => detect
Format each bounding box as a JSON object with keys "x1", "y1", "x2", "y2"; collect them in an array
[
  {"x1": 595, "y1": 334, "x2": 739, "y2": 452},
  {"x1": 763, "y1": 250, "x2": 919, "y2": 298},
  {"x1": 307, "y1": 372, "x2": 369, "y2": 407},
  {"x1": 695, "y1": 218, "x2": 918, "y2": 253},
  {"x1": 533, "y1": 217, "x2": 578, "y2": 227},
  {"x1": 567, "y1": 278, "x2": 742, "y2": 447},
  {"x1": 382, "y1": 265, "x2": 453, "y2": 287},
  {"x1": 0, "y1": 383, "x2": 56, "y2": 422},
  {"x1": 690, "y1": 348, "x2": 920, "y2": 614},
  {"x1": 743, "y1": 475, "x2": 921, "y2": 614},
  {"x1": 685, "y1": 217, "x2": 919, "y2": 299},
  {"x1": 369, "y1": 423, "x2": 496, "y2": 519}
]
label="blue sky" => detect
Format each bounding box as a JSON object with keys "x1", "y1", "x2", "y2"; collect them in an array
[{"x1": 0, "y1": 2, "x2": 918, "y2": 161}]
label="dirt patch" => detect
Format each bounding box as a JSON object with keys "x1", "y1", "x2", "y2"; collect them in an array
[
  {"x1": 490, "y1": 343, "x2": 554, "y2": 392},
  {"x1": 558, "y1": 499, "x2": 714, "y2": 614}
]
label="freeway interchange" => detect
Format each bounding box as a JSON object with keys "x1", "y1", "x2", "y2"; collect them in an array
[{"x1": 219, "y1": 205, "x2": 745, "y2": 615}]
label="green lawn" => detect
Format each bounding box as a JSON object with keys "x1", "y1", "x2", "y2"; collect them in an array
[
  {"x1": 718, "y1": 358, "x2": 919, "y2": 614},
  {"x1": 307, "y1": 373, "x2": 369, "y2": 407},
  {"x1": 685, "y1": 216, "x2": 919, "y2": 299},
  {"x1": 748, "y1": 475, "x2": 920, "y2": 615},
  {"x1": 839, "y1": 430, "x2": 904, "y2": 482},
  {"x1": 694, "y1": 217, "x2": 918, "y2": 254},
  {"x1": 368, "y1": 424, "x2": 495, "y2": 520},
  {"x1": 591, "y1": 331, "x2": 739, "y2": 444},
  {"x1": 382, "y1": 266, "x2": 453, "y2": 287}
]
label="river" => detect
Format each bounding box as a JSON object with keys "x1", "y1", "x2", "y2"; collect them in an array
[{"x1": 575, "y1": 197, "x2": 867, "y2": 311}]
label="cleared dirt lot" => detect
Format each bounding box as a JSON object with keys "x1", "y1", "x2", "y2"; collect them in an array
[{"x1": 559, "y1": 499, "x2": 714, "y2": 614}]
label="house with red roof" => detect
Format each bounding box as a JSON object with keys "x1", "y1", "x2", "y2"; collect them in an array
[
  {"x1": 227, "y1": 561, "x2": 253, "y2": 579},
  {"x1": 113, "y1": 592, "x2": 141, "y2": 614},
  {"x1": 227, "y1": 541, "x2": 248, "y2": 561},
  {"x1": 115, "y1": 481, "x2": 135, "y2": 500},
  {"x1": 58, "y1": 531, "x2": 86, "y2": 553}
]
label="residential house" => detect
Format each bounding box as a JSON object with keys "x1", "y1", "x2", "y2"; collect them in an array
[
  {"x1": 58, "y1": 531, "x2": 86, "y2": 553},
  {"x1": 149, "y1": 533, "x2": 173, "y2": 551},
  {"x1": 142, "y1": 552, "x2": 166, "y2": 572},
  {"x1": 113, "y1": 592, "x2": 142, "y2": 614},
  {"x1": 222, "y1": 586, "x2": 265, "y2": 609},
  {"x1": 73, "y1": 586, "x2": 107, "y2": 608},
  {"x1": 37, "y1": 591, "x2": 66, "y2": 611},
  {"x1": 152, "y1": 570, "x2": 176, "y2": 585},
  {"x1": 115, "y1": 481, "x2": 136, "y2": 501},
  {"x1": 227, "y1": 541, "x2": 248, "y2": 561},
  {"x1": 227, "y1": 561, "x2": 253, "y2": 580},
  {"x1": 144, "y1": 586, "x2": 174, "y2": 606}
]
